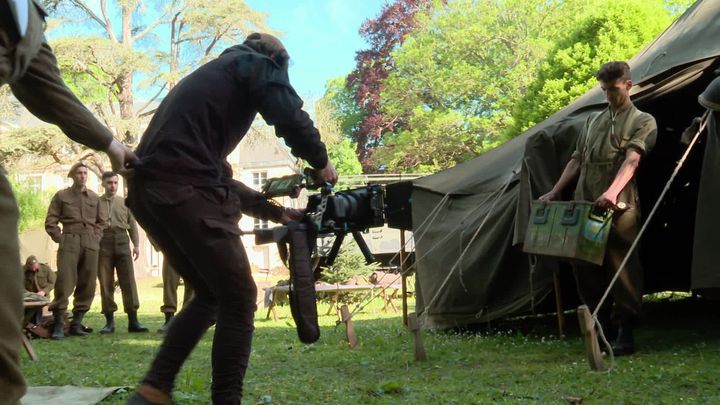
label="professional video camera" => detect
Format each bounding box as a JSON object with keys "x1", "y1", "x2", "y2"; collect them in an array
[{"x1": 246, "y1": 168, "x2": 413, "y2": 344}]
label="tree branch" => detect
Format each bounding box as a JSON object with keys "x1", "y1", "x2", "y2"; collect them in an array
[
  {"x1": 132, "y1": 18, "x2": 172, "y2": 44},
  {"x1": 100, "y1": 0, "x2": 118, "y2": 42},
  {"x1": 70, "y1": 0, "x2": 109, "y2": 32},
  {"x1": 136, "y1": 83, "x2": 167, "y2": 115}
]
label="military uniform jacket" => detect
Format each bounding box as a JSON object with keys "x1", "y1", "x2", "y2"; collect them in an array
[
  {"x1": 45, "y1": 186, "x2": 107, "y2": 242},
  {"x1": 24, "y1": 263, "x2": 55, "y2": 294},
  {"x1": 571, "y1": 103, "x2": 657, "y2": 206}
]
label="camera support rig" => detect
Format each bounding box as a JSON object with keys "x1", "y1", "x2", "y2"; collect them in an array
[{"x1": 245, "y1": 169, "x2": 413, "y2": 344}]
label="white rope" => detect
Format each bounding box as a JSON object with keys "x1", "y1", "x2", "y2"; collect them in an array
[{"x1": 590, "y1": 111, "x2": 709, "y2": 371}]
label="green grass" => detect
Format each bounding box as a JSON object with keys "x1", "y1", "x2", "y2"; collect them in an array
[{"x1": 21, "y1": 280, "x2": 720, "y2": 404}]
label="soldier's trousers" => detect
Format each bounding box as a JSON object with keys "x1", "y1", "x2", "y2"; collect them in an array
[
  {"x1": 161, "y1": 259, "x2": 194, "y2": 314},
  {"x1": 0, "y1": 170, "x2": 26, "y2": 404},
  {"x1": 127, "y1": 180, "x2": 255, "y2": 405},
  {"x1": 50, "y1": 233, "x2": 100, "y2": 314},
  {"x1": 573, "y1": 207, "x2": 644, "y2": 325},
  {"x1": 98, "y1": 229, "x2": 140, "y2": 314}
]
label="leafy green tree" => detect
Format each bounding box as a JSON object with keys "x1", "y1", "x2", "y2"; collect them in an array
[
  {"x1": 320, "y1": 77, "x2": 366, "y2": 141},
  {"x1": 315, "y1": 90, "x2": 363, "y2": 176},
  {"x1": 510, "y1": 0, "x2": 675, "y2": 134},
  {"x1": 378, "y1": 0, "x2": 585, "y2": 172},
  {"x1": 328, "y1": 138, "x2": 363, "y2": 176}
]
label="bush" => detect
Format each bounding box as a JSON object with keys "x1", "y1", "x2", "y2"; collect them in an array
[{"x1": 10, "y1": 177, "x2": 50, "y2": 232}]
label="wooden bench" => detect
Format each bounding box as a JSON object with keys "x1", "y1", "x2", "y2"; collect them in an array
[{"x1": 263, "y1": 283, "x2": 402, "y2": 321}]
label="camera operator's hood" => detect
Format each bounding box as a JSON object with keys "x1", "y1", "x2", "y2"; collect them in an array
[{"x1": 221, "y1": 33, "x2": 289, "y2": 70}]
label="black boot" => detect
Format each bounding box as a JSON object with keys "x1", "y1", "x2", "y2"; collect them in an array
[
  {"x1": 69, "y1": 311, "x2": 90, "y2": 336},
  {"x1": 100, "y1": 312, "x2": 115, "y2": 334},
  {"x1": 128, "y1": 311, "x2": 149, "y2": 333},
  {"x1": 51, "y1": 311, "x2": 65, "y2": 340},
  {"x1": 612, "y1": 324, "x2": 636, "y2": 356},
  {"x1": 157, "y1": 312, "x2": 174, "y2": 333}
]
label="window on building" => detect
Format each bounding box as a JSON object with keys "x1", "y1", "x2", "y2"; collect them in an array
[
  {"x1": 252, "y1": 171, "x2": 268, "y2": 191},
  {"x1": 254, "y1": 218, "x2": 269, "y2": 229}
]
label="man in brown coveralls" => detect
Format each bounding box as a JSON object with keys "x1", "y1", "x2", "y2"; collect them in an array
[
  {"x1": 540, "y1": 61, "x2": 657, "y2": 356},
  {"x1": 1, "y1": 1, "x2": 135, "y2": 402},
  {"x1": 98, "y1": 171, "x2": 148, "y2": 334},
  {"x1": 45, "y1": 162, "x2": 107, "y2": 340},
  {"x1": 125, "y1": 33, "x2": 337, "y2": 404},
  {"x1": 159, "y1": 260, "x2": 194, "y2": 333}
]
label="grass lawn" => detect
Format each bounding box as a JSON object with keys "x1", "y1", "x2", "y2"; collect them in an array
[{"x1": 21, "y1": 278, "x2": 720, "y2": 404}]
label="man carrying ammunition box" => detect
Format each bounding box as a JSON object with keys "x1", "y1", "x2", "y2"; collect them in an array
[
  {"x1": 539, "y1": 61, "x2": 657, "y2": 356},
  {"x1": 125, "y1": 33, "x2": 337, "y2": 404}
]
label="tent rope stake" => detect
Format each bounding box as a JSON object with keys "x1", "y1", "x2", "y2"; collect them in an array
[{"x1": 585, "y1": 111, "x2": 709, "y2": 372}]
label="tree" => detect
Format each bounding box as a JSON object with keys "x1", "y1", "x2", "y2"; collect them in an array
[
  {"x1": 346, "y1": 0, "x2": 436, "y2": 169},
  {"x1": 314, "y1": 92, "x2": 363, "y2": 176},
  {"x1": 376, "y1": 0, "x2": 684, "y2": 173},
  {"x1": 320, "y1": 77, "x2": 365, "y2": 141},
  {"x1": 510, "y1": 0, "x2": 676, "y2": 134},
  {"x1": 378, "y1": 0, "x2": 585, "y2": 172},
  {"x1": 44, "y1": 0, "x2": 269, "y2": 143}
]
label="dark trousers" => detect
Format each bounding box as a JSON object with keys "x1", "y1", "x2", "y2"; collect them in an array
[
  {"x1": 98, "y1": 229, "x2": 140, "y2": 314},
  {"x1": 161, "y1": 259, "x2": 194, "y2": 314},
  {"x1": 573, "y1": 207, "x2": 644, "y2": 325},
  {"x1": 127, "y1": 181, "x2": 256, "y2": 405},
  {"x1": 0, "y1": 171, "x2": 26, "y2": 404},
  {"x1": 50, "y1": 233, "x2": 99, "y2": 314}
]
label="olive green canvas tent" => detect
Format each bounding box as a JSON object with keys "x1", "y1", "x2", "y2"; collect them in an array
[{"x1": 411, "y1": 0, "x2": 720, "y2": 329}]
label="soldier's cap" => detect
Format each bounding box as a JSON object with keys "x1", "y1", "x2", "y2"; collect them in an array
[
  {"x1": 699, "y1": 75, "x2": 720, "y2": 111},
  {"x1": 243, "y1": 33, "x2": 289, "y2": 69},
  {"x1": 67, "y1": 161, "x2": 88, "y2": 178},
  {"x1": 25, "y1": 255, "x2": 38, "y2": 266}
]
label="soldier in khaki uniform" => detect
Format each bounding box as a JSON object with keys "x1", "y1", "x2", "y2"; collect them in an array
[
  {"x1": 98, "y1": 171, "x2": 148, "y2": 334},
  {"x1": 159, "y1": 259, "x2": 194, "y2": 333},
  {"x1": 1, "y1": 1, "x2": 135, "y2": 402},
  {"x1": 541, "y1": 61, "x2": 657, "y2": 356},
  {"x1": 23, "y1": 255, "x2": 56, "y2": 297},
  {"x1": 46, "y1": 162, "x2": 107, "y2": 340},
  {"x1": 23, "y1": 255, "x2": 55, "y2": 324}
]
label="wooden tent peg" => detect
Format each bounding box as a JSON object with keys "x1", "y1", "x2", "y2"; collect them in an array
[
  {"x1": 340, "y1": 304, "x2": 358, "y2": 349},
  {"x1": 407, "y1": 312, "x2": 427, "y2": 361}
]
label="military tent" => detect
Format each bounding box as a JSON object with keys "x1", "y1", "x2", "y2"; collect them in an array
[{"x1": 411, "y1": 0, "x2": 720, "y2": 328}]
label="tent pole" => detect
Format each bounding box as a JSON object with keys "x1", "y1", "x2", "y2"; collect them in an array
[
  {"x1": 552, "y1": 269, "x2": 565, "y2": 338},
  {"x1": 400, "y1": 230, "x2": 409, "y2": 327}
]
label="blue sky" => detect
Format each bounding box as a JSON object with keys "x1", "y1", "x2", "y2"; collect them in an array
[{"x1": 246, "y1": 0, "x2": 388, "y2": 101}]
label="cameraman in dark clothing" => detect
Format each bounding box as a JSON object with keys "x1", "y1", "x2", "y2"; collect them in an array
[{"x1": 126, "y1": 33, "x2": 337, "y2": 405}]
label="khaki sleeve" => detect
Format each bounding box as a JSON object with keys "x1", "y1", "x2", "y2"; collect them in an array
[
  {"x1": 45, "y1": 192, "x2": 62, "y2": 243},
  {"x1": 9, "y1": 41, "x2": 114, "y2": 151},
  {"x1": 626, "y1": 113, "x2": 658, "y2": 156},
  {"x1": 95, "y1": 196, "x2": 107, "y2": 238}
]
